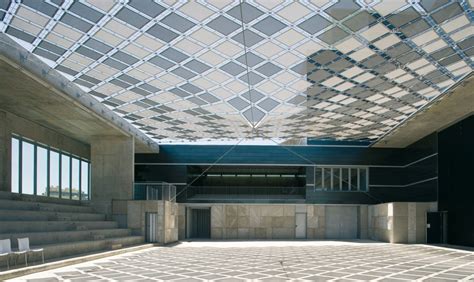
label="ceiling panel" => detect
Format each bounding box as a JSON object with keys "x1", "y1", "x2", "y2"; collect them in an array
[{"x1": 1, "y1": 0, "x2": 473, "y2": 143}]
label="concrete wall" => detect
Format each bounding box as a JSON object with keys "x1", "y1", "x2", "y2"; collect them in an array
[
  {"x1": 0, "y1": 111, "x2": 10, "y2": 192},
  {"x1": 368, "y1": 202, "x2": 437, "y2": 243},
  {"x1": 91, "y1": 136, "x2": 134, "y2": 215},
  {"x1": 178, "y1": 204, "x2": 186, "y2": 240},
  {"x1": 126, "y1": 200, "x2": 178, "y2": 244},
  {"x1": 0, "y1": 110, "x2": 90, "y2": 192},
  {"x1": 210, "y1": 204, "x2": 296, "y2": 239},
  {"x1": 306, "y1": 205, "x2": 326, "y2": 239},
  {"x1": 179, "y1": 204, "x2": 368, "y2": 240}
]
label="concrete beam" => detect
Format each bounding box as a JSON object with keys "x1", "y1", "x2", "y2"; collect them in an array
[
  {"x1": 0, "y1": 34, "x2": 158, "y2": 153},
  {"x1": 373, "y1": 75, "x2": 474, "y2": 148}
]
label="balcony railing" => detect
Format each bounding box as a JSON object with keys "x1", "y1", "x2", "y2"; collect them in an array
[
  {"x1": 133, "y1": 182, "x2": 176, "y2": 202},
  {"x1": 181, "y1": 185, "x2": 305, "y2": 203}
]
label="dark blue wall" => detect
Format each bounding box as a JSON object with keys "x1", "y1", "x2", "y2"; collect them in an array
[
  {"x1": 137, "y1": 145, "x2": 411, "y2": 166},
  {"x1": 438, "y1": 115, "x2": 474, "y2": 247},
  {"x1": 136, "y1": 138, "x2": 438, "y2": 204}
]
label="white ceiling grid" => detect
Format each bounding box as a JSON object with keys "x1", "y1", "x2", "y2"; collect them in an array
[{"x1": 0, "y1": 0, "x2": 473, "y2": 143}]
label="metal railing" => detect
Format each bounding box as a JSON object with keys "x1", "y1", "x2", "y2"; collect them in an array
[
  {"x1": 180, "y1": 186, "x2": 306, "y2": 201},
  {"x1": 133, "y1": 182, "x2": 176, "y2": 202}
]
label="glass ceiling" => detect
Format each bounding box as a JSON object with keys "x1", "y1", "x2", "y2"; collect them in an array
[{"x1": 0, "y1": 0, "x2": 473, "y2": 144}]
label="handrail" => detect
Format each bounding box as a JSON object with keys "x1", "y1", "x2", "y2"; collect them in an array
[
  {"x1": 186, "y1": 185, "x2": 306, "y2": 189},
  {"x1": 133, "y1": 182, "x2": 176, "y2": 202}
]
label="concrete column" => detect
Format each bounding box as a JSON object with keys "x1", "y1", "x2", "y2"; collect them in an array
[
  {"x1": 91, "y1": 136, "x2": 134, "y2": 215},
  {"x1": 359, "y1": 205, "x2": 369, "y2": 239},
  {"x1": 0, "y1": 111, "x2": 12, "y2": 192}
]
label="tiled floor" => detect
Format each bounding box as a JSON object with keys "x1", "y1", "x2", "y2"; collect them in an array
[{"x1": 10, "y1": 241, "x2": 474, "y2": 281}]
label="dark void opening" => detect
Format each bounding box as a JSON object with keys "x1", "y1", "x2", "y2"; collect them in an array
[
  {"x1": 180, "y1": 165, "x2": 306, "y2": 203},
  {"x1": 190, "y1": 208, "x2": 211, "y2": 239}
]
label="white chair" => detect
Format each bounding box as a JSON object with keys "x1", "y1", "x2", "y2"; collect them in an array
[
  {"x1": 0, "y1": 239, "x2": 13, "y2": 270},
  {"x1": 16, "y1": 238, "x2": 44, "y2": 266}
]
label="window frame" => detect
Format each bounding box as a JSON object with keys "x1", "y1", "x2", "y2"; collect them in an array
[
  {"x1": 11, "y1": 134, "x2": 91, "y2": 201},
  {"x1": 313, "y1": 166, "x2": 369, "y2": 192}
]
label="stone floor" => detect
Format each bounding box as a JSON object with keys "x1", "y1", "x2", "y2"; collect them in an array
[{"x1": 9, "y1": 241, "x2": 474, "y2": 281}]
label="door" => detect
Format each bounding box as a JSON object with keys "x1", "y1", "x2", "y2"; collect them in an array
[
  {"x1": 145, "y1": 212, "x2": 157, "y2": 243},
  {"x1": 325, "y1": 206, "x2": 358, "y2": 239},
  {"x1": 427, "y1": 211, "x2": 447, "y2": 244},
  {"x1": 295, "y1": 213, "x2": 307, "y2": 239},
  {"x1": 190, "y1": 208, "x2": 211, "y2": 238}
]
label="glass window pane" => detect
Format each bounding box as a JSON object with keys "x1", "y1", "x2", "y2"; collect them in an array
[
  {"x1": 350, "y1": 168, "x2": 358, "y2": 191},
  {"x1": 359, "y1": 168, "x2": 368, "y2": 191},
  {"x1": 21, "y1": 141, "x2": 34, "y2": 195},
  {"x1": 315, "y1": 167, "x2": 323, "y2": 189},
  {"x1": 332, "y1": 168, "x2": 341, "y2": 191},
  {"x1": 81, "y1": 161, "x2": 89, "y2": 200},
  {"x1": 49, "y1": 151, "x2": 60, "y2": 198},
  {"x1": 342, "y1": 168, "x2": 349, "y2": 191},
  {"x1": 61, "y1": 154, "x2": 70, "y2": 199},
  {"x1": 36, "y1": 146, "x2": 48, "y2": 197},
  {"x1": 323, "y1": 168, "x2": 331, "y2": 190},
  {"x1": 11, "y1": 138, "x2": 19, "y2": 193},
  {"x1": 71, "y1": 158, "x2": 80, "y2": 200},
  {"x1": 306, "y1": 167, "x2": 314, "y2": 188}
]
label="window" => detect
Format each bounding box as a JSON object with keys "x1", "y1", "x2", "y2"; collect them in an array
[
  {"x1": 71, "y1": 158, "x2": 80, "y2": 200},
  {"x1": 341, "y1": 169, "x2": 349, "y2": 191},
  {"x1": 11, "y1": 138, "x2": 19, "y2": 193},
  {"x1": 323, "y1": 168, "x2": 331, "y2": 190},
  {"x1": 350, "y1": 168, "x2": 358, "y2": 191},
  {"x1": 21, "y1": 141, "x2": 34, "y2": 195},
  {"x1": 81, "y1": 161, "x2": 90, "y2": 200},
  {"x1": 49, "y1": 150, "x2": 60, "y2": 198},
  {"x1": 10, "y1": 135, "x2": 90, "y2": 200},
  {"x1": 359, "y1": 168, "x2": 368, "y2": 191},
  {"x1": 314, "y1": 166, "x2": 369, "y2": 192},
  {"x1": 315, "y1": 167, "x2": 323, "y2": 189},
  {"x1": 36, "y1": 146, "x2": 48, "y2": 197},
  {"x1": 61, "y1": 154, "x2": 70, "y2": 199}
]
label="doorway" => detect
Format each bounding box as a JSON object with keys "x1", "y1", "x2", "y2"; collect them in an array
[
  {"x1": 295, "y1": 213, "x2": 307, "y2": 239},
  {"x1": 190, "y1": 208, "x2": 211, "y2": 239},
  {"x1": 427, "y1": 211, "x2": 448, "y2": 244},
  {"x1": 325, "y1": 206, "x2": 358, "y2": 239}
]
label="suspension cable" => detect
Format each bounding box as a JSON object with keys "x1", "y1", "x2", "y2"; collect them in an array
[{"x1": 171, "y1": 132, "x2": 253, "y2": 202}]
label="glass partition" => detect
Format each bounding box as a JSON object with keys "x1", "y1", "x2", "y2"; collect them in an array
[{"x1": 134, "y1": 182, "x2": 177, "y2": 202}]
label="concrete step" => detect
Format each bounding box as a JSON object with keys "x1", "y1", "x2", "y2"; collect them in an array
[
  {"x1": 0, "y1": 244, "x2": 154, "y2": 281},
  {"x1": 1, "y1": 236, "x2": 145, "y2": 267},
  {"x1": 0, "y1": 229, "x2": 132, "y2": 248},
  {"x1": 0, "y1": 210, "x2": 105, "y2": 221},
  {"x1": 0, "y1": 221, "x2": 118, "y2": 234},
  {"x1": 0, "y1": 191, "x2": 85, "y2": 206},
  {"x1": 39, "y1": 236, "x2": 145, "y2": 261},
  {"x1": 0, "y1": 199, "x2": 94, "y2": 214}
]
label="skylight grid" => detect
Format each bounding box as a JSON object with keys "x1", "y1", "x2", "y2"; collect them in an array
[{"x1": 1, "y1": 0, "x2": 473, "y2": 143}]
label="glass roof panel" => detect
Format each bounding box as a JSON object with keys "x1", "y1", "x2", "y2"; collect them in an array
[{"x1": 1, "y1": 0, "x2": 473, "y2": 144}]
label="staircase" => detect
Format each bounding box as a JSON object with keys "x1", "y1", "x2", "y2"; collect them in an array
[{"x1": 0, "y1": 192, "x2": 144, "y2": 266}]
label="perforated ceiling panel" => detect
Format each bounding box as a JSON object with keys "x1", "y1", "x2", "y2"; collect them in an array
[{"x1": 1, "y1": 0, "x2": 473, "y2": 143}]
